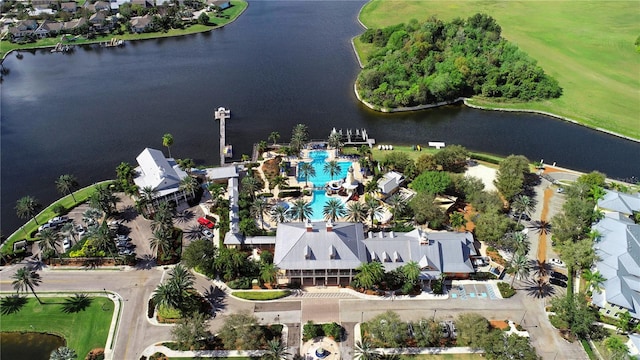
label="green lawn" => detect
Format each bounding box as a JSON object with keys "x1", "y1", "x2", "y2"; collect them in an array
[
  {"x1": 393, "y1": 355, "x2": 485, "y2": 360},
  {"x1": 357, "y1": 0, "x2": 640, "y2": 140},
  {"x1": 0, "y1": 296, "x2": 114, "y2": 359},
  {"x1": 232, "y1": 290, "x2": 291, "y2": 300},
  {"x1": 0, "y1": 0, "x2": 248, "y2": 59}
]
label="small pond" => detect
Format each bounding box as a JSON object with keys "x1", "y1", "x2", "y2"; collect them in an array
[{"x1": 0, "y1": 332, "x2": 65, "y2": 360}]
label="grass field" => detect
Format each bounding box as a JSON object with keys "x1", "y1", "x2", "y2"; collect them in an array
[
  {"x1": 0, "y1": 0, "x2": 248, "y2": 59},
  {"x1": 357, "y1": 1, "x2": 640, "y2": 140},
  {"x1": 232, "y1": 290, "x2": 291, "y2": 300},
  {"x1": 0, "y1": 296, "x2": 114, "y2": 359}
]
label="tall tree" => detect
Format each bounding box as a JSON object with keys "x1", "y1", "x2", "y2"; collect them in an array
[
  {"x1": 364, "y1": 194, "x2": 382, "y2": 227},
  {"x1": 387, "y1": 193, "x2": 406, "y2": 225},
  {"x1": 401, "y1": 261, "x2": 421, "y2": 285},
  {"x1": 260, "y1": 262, "x2": 279, "y2": 287},
  {"x1": 323, "y1": 160, "x2": 342, "y2": 181},
  {"x1": 288, "y1": 199, "x2": 313, "y2": 222},
  {"x1": 347, "y1": 201, "x2": 367, "y2": 223},
  {"x1": 323, "y1": 198, "x2": 346, "y2": 222},
  {"x1": 171, "y1": 311, "x2": 210, "y2": 350},
  {"x1": 241, "y1": 175, "x2": 261, "y2": 201},
  {"x1": 12, "y1": 267, "x2": 43, "y2": 304},
  {"x1": 16, "y1": 195, "x2": 42, "y2": 225},
  {"x1": 494, "y1": 155, "x2": 530, "y2": 203},
  {"x1": 251, "y1": 197, "x2": 269, "y2": 230},
  {"x1": 263, "y1": 339, "x2": 289, "y2": 360},
  {"x1": 449, "y1": 212, "x2": 467, "y2": 231},
  {"x1": 582, "y1": 269, "x2": 606, "y2": 294},
  {"x1": 37, "y1": 229, "x2": 62, "y2": 260},
  {"x1": 455, "y1": 313, "x2": 490, "y2": 347},
  {"x1": 604, "y1": 336, "x2": 629, "y2": 360},
  {"x1": 89, "y1": 184, "x2": 119, "y2": 217},
  {"x1": 299, "y1": 162, "x2": 316, "y2": 187},
  {"x1": 328, "y1": 132, "x2": 342, "y2": 150},
  {"x1": 218, "y1": 311, "x2": 265, "y2": 350},
  {"x1": 509, "y1": 253, "x2": 531, "y2": 287},
  {"x1": 410, "y1": 171, "x2": 451, "y2": 195},
  {"x1": 512, "y1": 194, "x2": 534, "y2": 224},
  {"x1": 150, "y1": 229, "x2": 173, "y2": 258},
  {"x1": 269, "y1": 175, "x2": 288, "y2": 194},
  {"x1": 433, "y1": 145, "x2": 469, "y2": 173},
  {"x1": 162, "y1": 133, "x2": 174, "y2": 158},
  {"x1": 179, "y1": 176, "x2": 199, "y2": 200},
  {"x1": 354, "y1": 261, "x2": 384, "y2": 290},
  {"x1": 270, "y1": 204, "x2": 290, "y2": 223},
  {"x1": 268, "y1": 131, "x2": 280, "y2": 145},
  {"x1": 55, "y1": 174, "x2": 79, "y2": 203},
  {"x1": 89, "y1": 223, "x2": 117, "y2": 261},
  {"x1": 290, "y1": 124, "x2": 309, "y2": 155}
]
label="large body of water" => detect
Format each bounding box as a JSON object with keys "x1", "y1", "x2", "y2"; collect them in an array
[{"x1": 2, "y1": 0, "x2": 639, "y2": 234}]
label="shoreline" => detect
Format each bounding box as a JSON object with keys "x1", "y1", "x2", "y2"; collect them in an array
[
  {"x1": 350, "y1": 5, "x2": 639, "y2": 144},
  {"x1": 0, "y1": 1, "x2": 248, "y2": 62}
]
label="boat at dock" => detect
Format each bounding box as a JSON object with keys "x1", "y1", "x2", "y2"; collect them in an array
[
  {"x1": 51, "y1": 42, "x2": 73, "y2": 53},
  {"x1": 101, "y1": 38, "x2": 125, "y2": 47}
]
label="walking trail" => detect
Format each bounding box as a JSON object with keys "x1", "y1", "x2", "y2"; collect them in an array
[{"x1": 537, "y1": 187, "x2": 554, "y2": 262}]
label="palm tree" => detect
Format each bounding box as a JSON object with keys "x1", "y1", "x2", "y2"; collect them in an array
[
  {"x1": 179, "y1": 176, "x2": 199, "y2": 200},
  {"x1": 511, "y1": 194, "x2": 533, "y2": 224},
  {"x1": 508, "y1": 232, "x2": 530, "y2": 256},
  {"x1": 288, "y1": 199, "x2": 313, "y2": 222},
  {"x1": 299, "y1": 162, "x2": 316, "y2": 187},
  {"x1": 241, "y1": 175, "x2": 261, "y2": 200},
  {"x1": 260, "y1": 262, "x2": 279, "y2": 286},
  {"x1": 449, "y1": 212, "x2": 467, "y2": 231},
  {"x1": 177, "y1": 158, "x2": 195, "y2": 175},
  {"x1": 290, "y1": 123, "x2": 308, "y2": 155},
  {"x1": 37, "y1": 229, "x2": 62, "y2": 260},
  {"x1": 268, "y1": 131, "x2": 280, "y2": 145},
  {"x1": 509, "y1": 253, "x2": 531, "y2": 287},
  {"x1": 323, "y1": 160, "x2": 341, "y2": 181},
  {"x1": 347, "y1": 201, "x2": 367, "y2": 223},
  {"x1": 354, "y1": 339, "x2": 380, "y2": 360},
  {"x1": 401, "y1": 261, "x2": 421, "y2": 285},
  {"x1": 532, "y1": 260, "x2": 551, "y2": 279},
  {"x1": 269, "y1": 175, "x2": 288, "y2": 194},
  {"x1": 529, "y1": 219, "x2": 552, "y2": 235},
  {"x1": 270, "y1": 205, "x2": 290, "y2": 223},
  {"x1": 354, "y1": 261, "x2": 384, "y2": 290},
  {"x1": 387, "y1": 193, "x2": 406, "y2": 225},
  {"x1": 55, "y1": 174, "x2": 79, "y2": 203},
  {"x1": 50, "y1": 346, "x2": 77, "y2": 360},
  {"x1": 89, "y1": 223, "x2": 117, "y2": 261},
  {"x1": 162, "y1": 133, "x2": 174, "y2": 158},
  {"x1": 152, "y1": 281, "x2": 181, "y2": 310},
  {"x1": 16, "y1": 195, "x2": 42, "y2": 226},
  {"x1": 82, "y1": 208, "x2": 103, "y2": 227},
  {"x1": 61, "y1": 222, "x2": 78, "y2": 242},
  {"x1": 263, "y1": 339, "x2": 289, "y2": 360},
  {"x1": 12, "y1": 266, "x2": 43, "y2": 304},
  {"x1": 589, "y1": 186, "x2": 606, "y2": 201},
  {"x1": 251, "y1": 197, "x2": 269, "y2": 230},
  {"x1": 583, "y1": 269, "x2": 606, "y2": 293},
  {"x1": 364, "y1": 195, "x2": 382, "y2": 228},
  {"x1": 150, "y1": 229, "x2": 173, "y2": 258},
  {"x1": 323, "y1": 198, "x2": 346, "y2": 222},
  {"x1": 169, "y1": 264, "x2": 195, "y2": 291}
]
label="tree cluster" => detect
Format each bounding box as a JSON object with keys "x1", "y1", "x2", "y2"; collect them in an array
[{"x1": 357, "y1": 14, "x2": 562, "y2": 109}]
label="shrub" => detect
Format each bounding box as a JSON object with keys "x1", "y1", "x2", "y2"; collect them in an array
[
  {"x1": 52, "y1": 204, "x2": 67, "y2": 215},
  {"x1": 497, "y1": 282, "x2": 516, "y2": 298},
  {"x1": 258, "y1": 193, "x2": 274, "y2": 198},
  {"x1": 303, "y1": 321, "x2": 323, "y2": 341},
  {"x1": 469, "y1": 272, "x2": 497, "y2": 281},
  {"x1": 228, "y1": 277, "x2": 251, "y2": 289},
  {"x1": 232, "y1": 290, "x2": 288, "y2": 301},
  {"x1": 157, "y1": 304, "x2": 181, "y2": 320},
  {"x1": 322, "y1": 322, "x2": 343, "y2": 341}
]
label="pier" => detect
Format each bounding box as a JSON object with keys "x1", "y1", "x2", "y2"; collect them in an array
[
  {"x1": 214, "y1": 107, "x2": 231, "y2": 166},
  {"x1": 331, "y1": 128, "x2": 375, "y2": 147}
]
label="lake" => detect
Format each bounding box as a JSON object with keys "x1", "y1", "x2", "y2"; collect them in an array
[{"x1": 1, "y1": 0, "x2": 638, "y2": 234}]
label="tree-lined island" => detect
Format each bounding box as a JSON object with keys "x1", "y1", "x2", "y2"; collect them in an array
[{"x1": 356, "y1": 14, "x2": 562, "y2": 110}]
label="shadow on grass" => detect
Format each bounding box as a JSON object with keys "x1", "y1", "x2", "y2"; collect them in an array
[
  {"x1": 0, "y1": 295, "x2": 28, "y2": 315},
  {"x1": 61, "y1": 293, "x2": 92, "y2": 313}
]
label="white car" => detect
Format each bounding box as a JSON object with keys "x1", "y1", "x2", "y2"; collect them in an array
[
  {"x1": 202, "y1": 229, "x2": 214, "y2": 239},
  {"x1": 62, "y1": 238, "x2": 72, "y2": 252},
  {"x1": 49, "y1": 216, "x2": 69, "y2": 225},
  {"x1": 116, "y1": 234, "x2": 130, "y2": 242},
  {"x1": 118, "y1": 248, "x2": 134, "y2": 256},
  {"x1": 38, "y1": 222, "x2": 55, "y2": 232},
  {"x1": 550, "y1": 258, "x2": 566, "y2": 267},
  {"x1": 76, "y1": 225, "x2": 86, "y2": 237}
]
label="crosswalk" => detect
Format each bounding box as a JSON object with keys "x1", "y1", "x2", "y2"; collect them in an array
[{"x1": 293, "y1": 291, "x2": 355, "y2": 299}]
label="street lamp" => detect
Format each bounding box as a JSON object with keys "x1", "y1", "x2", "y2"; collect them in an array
[{"x1": 433, "y1": 309, "x2": 437, "y2": 320}]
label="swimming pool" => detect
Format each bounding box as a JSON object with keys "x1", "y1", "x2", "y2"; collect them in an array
[
  {"x1": 308, "y1": 190, "x2": 347, "y2": 221},
  {"x1": 297, "y1": 150, "x2": 351, "y2": 188}
]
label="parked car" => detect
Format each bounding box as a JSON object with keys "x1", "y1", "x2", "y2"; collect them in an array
[
  {"x1": 550, "y1": 271, "x2": 569, "y2": 281},
  {"x1": 550, "y1": 277, "x2": 568, "y2": 288},
  {"x1": 38, "y1": 222, "x2": 55, "y2": 232},
  {"x1": 512, "y1": 212, "x2": 531, "y2": 221},
  {"x1": 557, "y1": 187, "x2": 564, "y2": 193},
  {"x1": 76, "y1": 225, "x2": 86, "y2": 237},
  {"x1": 118, "y1": 248, "x2": 134, "y2": 256},
  {"x1": 49, "y1": 216, "x2": 69, "y2": 225},
  {"x1": 202, "y1": 229, "x2": 214, "y2": 239},
  {"x1": 116, "y1": 234, "x2": 130, "y2": 242},
  {"x1": 63, "y1": 237, "x2": 72, "y2": 252},
  {"x1": 198, "y1": 217, "x2": 215, "y2": 229},
  {"x1": 550, "y1": 258, "x2": 566, "y2": 267},
  {"x1": 116, "y1": 241, "x2": 132, "y2": 248}
]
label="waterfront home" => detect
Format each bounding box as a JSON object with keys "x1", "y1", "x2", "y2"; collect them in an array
[
  {"x1": 129, "y1": 14, "x2": 154, "y2": 33},
  {"x1": 133, "y1": 147, "x2": 190, "y2": 207},
  {"x1": 272, "y1": 221, "x2": 479, "y2": 286},
  {"x1": 84, "y1": 1, "x2": 111, "y2": 12},
  {"x1": 60, "y1": 2, "x2": 78, "y2": 13},
  {"x1": 591, "y1": 190, "x2": 640, "y2": 319},
  {"x1": 207, "y1": 0, "x2": 231, "y2": 10},
  {"x1": 8, "y1": 19, "x2": 38, "y2": 40}
]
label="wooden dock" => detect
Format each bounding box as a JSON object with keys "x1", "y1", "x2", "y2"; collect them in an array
[
  {"x1": 214, "y1": 107, "x2": 231, "y2": 166},
  {"x1": 331, "y1": 128, "x2": 375, "y2": 147}
]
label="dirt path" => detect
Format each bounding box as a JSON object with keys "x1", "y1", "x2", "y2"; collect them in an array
[{"x1": 537, "y1": 187, "x2": 554, "y2": 262}]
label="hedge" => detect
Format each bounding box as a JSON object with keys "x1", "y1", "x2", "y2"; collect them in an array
[{"x1": 497, "y1": 282, "x2": 516, "y2": 298}]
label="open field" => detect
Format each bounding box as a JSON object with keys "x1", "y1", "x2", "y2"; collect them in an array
[
  {"x1": 0, "y1": 296, "x2": 114, "y2": 358},
  {"x1": 0, "y1": 0, "x2": 248, "y2": 59},
  {"x1": 357, "y1": 1, "x2": 640, "y2": 140}
]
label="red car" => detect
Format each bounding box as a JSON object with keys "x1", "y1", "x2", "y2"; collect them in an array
[{"x1": 198, "y1": 217, "x2": 215, "y2": 229}]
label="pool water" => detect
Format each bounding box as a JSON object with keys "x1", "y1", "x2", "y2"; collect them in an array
[
  {"x1": 308, "y1": 190, "x2": 329, "y2": 221},
  {"x1": 297, "y1": 151, "x2": 351, "y2": 188}
]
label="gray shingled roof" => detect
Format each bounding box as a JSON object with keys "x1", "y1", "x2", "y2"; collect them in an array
[
  {"x1": 274, "y1": 222, "x2": 367, "y2": 270},
  {"x1": 593, "y1": 213, "x2": 640, "y2": 318},
  {"x1": 134, "y1": 148, "x2": 188, "y2": 196},
  {"x1": 598, "y1": 190, "x2": 640, "y2": 215}
]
